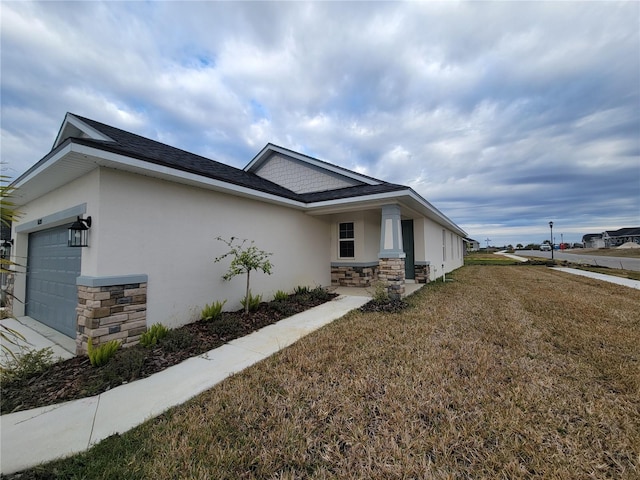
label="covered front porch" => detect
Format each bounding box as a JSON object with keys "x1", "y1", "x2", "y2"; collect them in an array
[{"x1": 312, "y1": 202, "x2": 433, "y2": 299}]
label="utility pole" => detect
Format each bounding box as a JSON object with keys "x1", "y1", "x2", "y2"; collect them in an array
[{"x1": 485, "y1": 238, "x2": 491, "y2": 250}]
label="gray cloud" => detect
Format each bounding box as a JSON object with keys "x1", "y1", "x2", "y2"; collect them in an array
[{"x1": 1, "y1": 1, "x2": 638, "y2": 246}]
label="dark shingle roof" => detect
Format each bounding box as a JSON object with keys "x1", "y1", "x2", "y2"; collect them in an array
[
  {"x1": 70, "y1": 114, "x2": 406, "y2": 203},
  {"x1": 72, "y1": 115, "x2": 302, "y2": 200},
  {"x1": 608, "y1": 227, "x2": 640, "y2": 237},
  {"x1": 298, "y1": 183, "x2": 407, "y2": 202}
]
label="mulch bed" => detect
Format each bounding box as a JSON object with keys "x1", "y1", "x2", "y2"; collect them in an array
[{"x1": 1, "y1": 294, "x2": 338, "y2": 414}]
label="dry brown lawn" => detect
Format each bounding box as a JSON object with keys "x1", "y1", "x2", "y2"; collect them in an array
[
  {"x1": 576, "y1": 248, "x2": 640, "y2": 258},
  {"x1": 21, "y1": 266, "x2": 640, "y2": 479}
]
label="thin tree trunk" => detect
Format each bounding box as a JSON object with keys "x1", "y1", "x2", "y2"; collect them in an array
[{"x1": 245, "y1": 270, "x2": 251, "y2": 314}]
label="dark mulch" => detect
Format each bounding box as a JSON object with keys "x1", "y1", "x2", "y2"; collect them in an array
[
  {"x1": 1, "y1": 293, "x2": 336, "y2": 414},
  {"x1": 359, "y1": 298, "x2": 409, "y2": 313}
]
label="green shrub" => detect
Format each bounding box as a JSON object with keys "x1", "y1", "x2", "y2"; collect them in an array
[
  {"x1": 97, "y1": 346, "x2": 147, "y2": 387},
  {"x1": 201, "y1": 300, "x2": 226, "y2": 321},
  {"x1": 209, "y1": 317, "x2": 243, "y2": 338},
  {"x1": 160, "y1": 328, "x2": 195, "y2": 353},
  {"x1": 309, "y1": 285, "x2": 331, "y2": 301},
  {"x1": 139, "y1": 323, "x2": 169, "y2": 347},
  {"x1": 87, "y1": 338, "x2": 120, "y2": 367},
  {"x1": 294, "y1": 285, "x2": 310, "y2": 295},
  {"x1": 269, "y1": 301, "x2": 296, "y2": 317},
  {"x1": 0, "y1": 347, "x2": 54, "y2": 384},
  {"x1": 367, "y1": 280, "x2": 390, "y2": 303},
  {"x1": 273, "y1": 290, "x2": 289, "y2": 302},
  {"x1": 240, "y1": 292, "x2": 262, "y2": 312}
]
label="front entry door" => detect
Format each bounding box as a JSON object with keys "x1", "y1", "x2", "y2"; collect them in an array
[{"x1": 401, "y1": 220, "x2": 415, "y2": 280}]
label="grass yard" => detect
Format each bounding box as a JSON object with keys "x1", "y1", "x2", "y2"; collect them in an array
[
  {"x1": 574, "y1": 248, "x2": 640, "y2": 258},
  {"x1": 11, "y1": 266, "x2": 640, "y2": 479},
  {"x1": 464, "y1": 252, "x2": 523, "y2": 266}
]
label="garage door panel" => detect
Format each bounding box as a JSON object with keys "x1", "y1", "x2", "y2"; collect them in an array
[{"x1": 27, "y1": 225, "x2": 81, "y2": 338}]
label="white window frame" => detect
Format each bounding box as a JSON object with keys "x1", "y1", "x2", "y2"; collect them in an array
[{"x1": 338, "y1": 222, "x2": 355, "y2": 259}]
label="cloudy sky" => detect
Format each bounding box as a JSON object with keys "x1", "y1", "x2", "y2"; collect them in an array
[{"x1": 1, "y1": 1, "x2": 638, "y2": 247}]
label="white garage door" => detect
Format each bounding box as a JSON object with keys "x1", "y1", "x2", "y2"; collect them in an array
[{"x1": 26, "y1": 225, "x2": 81, "y2": 337}]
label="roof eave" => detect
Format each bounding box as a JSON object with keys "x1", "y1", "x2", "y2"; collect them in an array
[{"x1": 305, "y1": 188, "x2": 467, "y2": 237}]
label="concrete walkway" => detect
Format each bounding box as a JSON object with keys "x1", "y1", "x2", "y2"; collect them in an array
[
  {"x1": 493, "y1": 251, "x2": 640, "y2": 290},
  {"x1": 0, "y1": 294, "x2": 371, "y2": 475},
  {"x1": 494, "y1": 250, "x2": 529, "y2": 262},
  {"x1": 551, "y1": 267, "x2": 640, "y2": 290},
  {"x1": 0, "y1": 316, "x2": 76, "y2": 366}
]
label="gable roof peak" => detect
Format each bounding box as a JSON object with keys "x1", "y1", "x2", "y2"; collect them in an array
[
  {"x1": 245, "y1": 143, "x2": 384, "y2": 187},
  {"x1": 52, "y1": 112, "x2": 115, "y2": 149}
]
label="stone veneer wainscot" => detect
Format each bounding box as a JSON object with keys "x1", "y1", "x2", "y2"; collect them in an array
[
  {"x1": 331, "y1": 263, "x2": 379, "y2": 287},
  {"x1": 76, "y1": 274, "x2": 148, "y2": 355}
]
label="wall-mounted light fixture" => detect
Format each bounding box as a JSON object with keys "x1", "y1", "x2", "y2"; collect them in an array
[{"x1": 68, "y1": 216, "x2": 92, "y2": 247}]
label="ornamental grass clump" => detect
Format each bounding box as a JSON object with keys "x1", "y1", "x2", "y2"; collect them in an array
[
  {"x1": 240, "y1": 291, "x2": 262, "y2": 313},
  {"x1": 87, "y1": 338, "x2": 120, "y2": 367},
  {"x1": 272, "y1": 290, "x2": 289, "y2": 302},
  {"x1": 140, "y1": 323, "x2": 170, "y2": 347},
  {"x1": 201, "y1": 300, "x2": 226, "y2": 321}
]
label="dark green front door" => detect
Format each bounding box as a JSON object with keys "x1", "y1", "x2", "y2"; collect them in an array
[{"x1": 402, "y1": 220, "x2": 415, "y2": 279}]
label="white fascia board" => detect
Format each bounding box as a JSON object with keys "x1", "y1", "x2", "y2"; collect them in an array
[
  {"x1": 405, "y1": 189, "x2": 468, "y2": 237},
  {"x1": 307, "y1": 189, "x2": 467, "y2": 237},
  {"x1": 52, "y1": 113, "x2": 113, "y2": 149},
  {"x1": 72, "y1": 144, "x2": 307, "y2": 209},
  {"x1": 245, "y1": 144, "x2": 380, "y2": 186},
  {"x1": 13, "y1": 144, "x2": 73, "y2": 190},
  {"x1": 306, "y1": 191, "x2": 405, "y2": 211}
]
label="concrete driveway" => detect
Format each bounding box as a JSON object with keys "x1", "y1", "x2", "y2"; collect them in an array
[{"x1": 517, "y1": 250, "x2": 640, "y2": 272}]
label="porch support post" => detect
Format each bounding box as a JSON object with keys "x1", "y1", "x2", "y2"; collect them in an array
[{"x1": 378, "y1": 204, "x2": 405, "y2": 299}]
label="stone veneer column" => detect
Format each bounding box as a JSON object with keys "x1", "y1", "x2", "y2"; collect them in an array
[
  {"x1": 76, "y1": 274, "x2": 148, "y2": 355},
  {"x1": 414, "y1": 262, "x2": 431, "y2": 284},
  {"x1": 378, "y1": 258, "x2": 405, "y2": 298},
  {"x1": 378, "y1": 204, "x2": 406, "y2": 299}
]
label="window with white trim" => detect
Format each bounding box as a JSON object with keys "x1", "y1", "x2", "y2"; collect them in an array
[
  {"x1": 442, "y1": 229, "x2": 446, "y2": 261},
  {"x1": 339, "y1": 222, "x2": 355, "y2": 258}
]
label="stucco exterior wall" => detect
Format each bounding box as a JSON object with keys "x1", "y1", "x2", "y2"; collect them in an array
[
  {"x1": 94, "y1": 168, "x2": 330, "y2": 328},
  {"x1": 413, "y1": 217, "x2": 427, "y2": 262},
  {"x1": 11, "y1": 170, "x2": 101, "y2": 316},
  {"x1": 420, "y1": 217, "x2": 464, "y2": 281},
  {"x1": 329, "y1": 210, "x2": 379, "y2": 263}
]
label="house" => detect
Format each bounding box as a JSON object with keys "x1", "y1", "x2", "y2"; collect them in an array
[
  {"x1": 464, "y1": 238, "x2": 480, "y2": 253},
  {"x1": 8, "y1": 113, "x2": 467, "y2": 354},
  {"x1": 602, "y1": 227, "x2": 640, "y2": 247},
  {"x1": 582, "y1": 233, "x2": 604, "y2": 249}
]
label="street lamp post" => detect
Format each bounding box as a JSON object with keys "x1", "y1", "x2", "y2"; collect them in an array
[{"x1": 549, "y1": 221, "x2": 554, "y2": 260}]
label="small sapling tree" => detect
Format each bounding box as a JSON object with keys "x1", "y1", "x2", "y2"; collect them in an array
[{"x1": 214, "y1": 237, "x2": 273, "y2": 314}]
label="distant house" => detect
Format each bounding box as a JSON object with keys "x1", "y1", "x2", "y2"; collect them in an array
[
  {"x1": 602, "y1": 227, "x2": 640, "y2": 247},
  {"x1": 464, "y1": 238, "x2": 480, "y2": 252},
  {"x1": 9, "y1": 113, "x2": 467, "y2": 354},
  {"x1": 582, "y1": 233, "x2": 604, "y2": 249}
]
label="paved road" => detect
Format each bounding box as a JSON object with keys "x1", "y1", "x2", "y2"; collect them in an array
[{"x1": 517, "y1": 250, "x2": 640, "y2": 272}]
